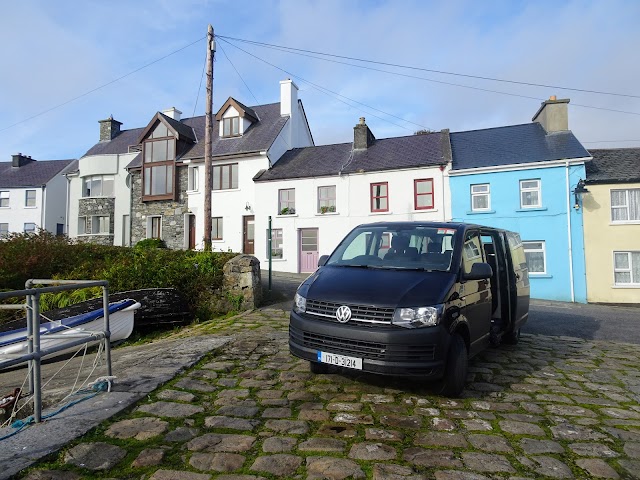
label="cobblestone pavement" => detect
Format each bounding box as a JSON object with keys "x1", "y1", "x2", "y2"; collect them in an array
[{"x1": 20, "y1": 308, "x2": 640, "y2": 479}]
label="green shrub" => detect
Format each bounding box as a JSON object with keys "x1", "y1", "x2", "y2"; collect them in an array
[{"x1": 134, "y1": 238, "x2": 166, "y2": 250}]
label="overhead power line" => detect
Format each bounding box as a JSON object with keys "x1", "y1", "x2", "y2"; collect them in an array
[
  {"x1": 0, "y1": 36, "x2": 206, "y2": 134},
  {"x1": 217, "y1": 35, "x2": 640, "y2": 100},
  {"x1": 218, "y1": 41, "x2": 259, "y2": 105}
]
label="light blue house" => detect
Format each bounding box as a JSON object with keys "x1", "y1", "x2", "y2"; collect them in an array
[{"x1": 449, "y1": 98, "x2": 591, "y2": 302}]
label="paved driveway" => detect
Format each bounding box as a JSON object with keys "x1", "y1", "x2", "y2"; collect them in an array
[{"x1": 20, "y1": 308, "x2": 640, "y2": 479}]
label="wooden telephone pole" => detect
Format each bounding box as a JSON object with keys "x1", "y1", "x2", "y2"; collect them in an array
[{"x1": 203, "y1": 24, "x2": 215, "y2": 251}]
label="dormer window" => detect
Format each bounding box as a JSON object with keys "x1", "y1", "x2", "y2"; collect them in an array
[
  {"x1": 223, "y1": 117, "x2": 240, "y2": 137},
  {"x1": 142, "y1": 121, "x2": 176, "y2": 200}
]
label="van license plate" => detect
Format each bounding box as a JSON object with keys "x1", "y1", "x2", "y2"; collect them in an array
[{"x1": 317, "y1": 351, "x2": 362, "y2": 370}]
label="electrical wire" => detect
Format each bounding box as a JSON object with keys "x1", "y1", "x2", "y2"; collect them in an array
[
  {"x1": 217, "y1": 34, "x2": 640, "y2": 100},
  {"x1": 218, "y1": 41, "x2": 259, "y2": 105},
  {"x1": 192, "y1": 47, "x2": 208, "y2": 118},
  {"x1": 0, "y1": 35, "x2": 207, "y2": 133}
]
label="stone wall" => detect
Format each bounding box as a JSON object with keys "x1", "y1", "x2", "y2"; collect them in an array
[
  {"x1": 222, "y1": 255, "x2": 262, "y2": 310},
  {"x1": 77, "y1": 197, "x2": 115, "y2": 246},
  {"x1": 130, "y1": 167, "x2": 189, "y2": 249}
]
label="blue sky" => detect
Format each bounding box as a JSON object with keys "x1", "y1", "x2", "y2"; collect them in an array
[{"x1": 1, "y1": 0, "x2": 639, "y2": 161}]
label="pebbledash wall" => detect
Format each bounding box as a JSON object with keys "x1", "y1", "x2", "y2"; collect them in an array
[{"x1": 130, "y1": 167, "x2": 190, "y2": 249}]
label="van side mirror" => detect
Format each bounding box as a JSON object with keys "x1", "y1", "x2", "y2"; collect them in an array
[
  {"x1": 318, "y1": 255, "x2": 329, "y2": 267},
  {"x1": 464, "y1": 262, "x2": 493, "y2": 281}
]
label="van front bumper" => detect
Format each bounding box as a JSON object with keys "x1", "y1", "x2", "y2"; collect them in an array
[{"x1": 289, "y1": 311, "x2": 450, "y2": 378}]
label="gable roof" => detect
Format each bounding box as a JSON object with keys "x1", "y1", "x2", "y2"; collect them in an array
[
  {"x1": 586, "y1": 148, "x2": 640, "y2": 184},
  {"x1": 254, "y1": 131, "x2": 446, "y2": 182},
  {"x1": 0, "y1": 159, "x2": 75, "y2": 188},
  {"x1": 215, "y1": 97, "x2": 259, "y2": 122},
  {"x1": 450, "y1": 122, "x2": 590, "y2": 171},
  {"x1": 81, "y1": 103, "x2": 288, "y2": 169}
]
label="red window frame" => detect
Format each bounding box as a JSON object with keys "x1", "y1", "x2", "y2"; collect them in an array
[
  {"x1": 414, "y1": 178, "x2": 435, "y2": 210},
  {"x1": 370, "y1": 182, "x2": 389, "y2": 212}
]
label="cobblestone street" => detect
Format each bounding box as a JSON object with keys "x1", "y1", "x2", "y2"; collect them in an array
[{"x1": 20, "y1": 308, "x2": 640, "y2": 479}]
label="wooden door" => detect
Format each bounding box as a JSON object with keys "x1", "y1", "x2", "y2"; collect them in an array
[
  {"x1": 299, "y1": 228, "x2": 319, "y2": 273},
  {"x1": 243, "y1": 215, "x2": 255, "y2": 254},
  {"x1": 188, "y1": 215, "x2": 196, "y2": 250}
]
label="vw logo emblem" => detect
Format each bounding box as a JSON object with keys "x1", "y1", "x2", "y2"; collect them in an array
[{"x1": 335, "y1": 305, "x2": 352, "y2": 323}]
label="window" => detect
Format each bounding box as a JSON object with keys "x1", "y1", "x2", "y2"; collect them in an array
[
  {"x1": 188, "y1": 167, "x2": 199, "y2": 191},
  {"x1": 222, "y1": 117, "x2": 240, "y2": 137},
  {"x1": 83, "y1": 175, "x2": 115, "y2": 197},
  {"x1": 24, "y1": 223, "x2": 36, "y2": 233},
  {"x1": 611, "y1": 189, "x2": 640, "y2": 222},
  {"x1": 212, "y1": 163, "x2": 238, "y2": 190},
  {"x1": 614, "y1": 252, "x2": 640, "y2": 285},
  {"x1": 212, "y1": 217, "x2": 223, "y2": 240},
  {"x1": 0, "y1": 223, "x2": 8, "y2": 237},
  {"x1": 414, "y1": 179, "x2": 434, "y2": 210},
  {"x1": 25, "y1": 190, "x2": 36, "y2": 207},
  {"x1": 0, "y1": 191, "x2": 9, "y2": 208},
  {"x1": 520, "y1": 179, "x2": 541, "y2": 208},
  {"x1": 148, "y1": 216, "x2": 162, "y2": 239},
  {"x1": 317, "y1": 186, "x2": 336, "y2": 213},
  {"x1": 78, "y1": 217, "x2": 87, "y2": 235},
  {"x1": 143, "y1": 122, "x2": 175, "y2": 200},
  {"x1": 279, "y1": 189, "x2": 295, "y2": 214},
  {"x1": 371, "y1": 182, "x2": 389, "y2": 212},
  {"x1": 462, "y1": 231, "x2": 483, "y2": 275},
  {"x1": 91, "y1": 216, "x2": 110, "y2": 234},
  {"x1": 471, "y1": 184, "x2": 490, "y2": 211},
  {"x1": 267, "y1": 228, "x2": 283, "y2": 259},
  {"x1": 523, "y1": 241, "x2": 546, "y2": 274}
]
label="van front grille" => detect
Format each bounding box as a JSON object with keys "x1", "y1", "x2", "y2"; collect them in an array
[{"x1": 305, "y1": 299, "x2": 394, "y2": 327}]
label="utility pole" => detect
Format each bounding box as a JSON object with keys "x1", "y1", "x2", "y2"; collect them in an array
[{"x1": 203, "y1": 24, "x2": 215, "y2": 251}]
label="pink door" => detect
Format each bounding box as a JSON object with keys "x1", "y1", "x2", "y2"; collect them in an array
[{"x1": 299, "y1": 228, "x2": 319, "y2": 273}]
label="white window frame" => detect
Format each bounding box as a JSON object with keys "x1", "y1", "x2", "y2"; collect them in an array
[
  {"x1": 520, "y1": 179, "x2": 542, "y2": 209},
  {"x1": 0, "y1": 223, "x2": 8, "y2": 237},
  {"x1": 83, "y1": 175, "x2": 115, "y2": 198},
  {"x1": 147, "y1": 216, "x2": 162, "y2": 239},
  {"x1": 470, "y1": 184, "x2": 490, "y2": 211},
  {"x1": 25, "y1": 189, "x2": 36, "y2": 207},
  {"x1": 91, "y1": 215, "x2": 110, "y2": 234},
  {"x1": 613, "y1": 251, "x2": 640, "y2": 286},
  {"x1": 610, "y1": 188, "x2": 640, "y2": 223},
  {"x1": 188, "y1": 166, "x2": 199, "y2": 192},
  {"x1": 24, "y1": 223, "x2": 36, "y2": 234},
  {"x1": 523, "y1": 241, "x2": 547, "y2": 274},
  {"x1": 78, "y1": 216, "x2": 87, "y2": 235},
  {"x1": 0, "y1": 191, "x2": 9, "y2": 208}
]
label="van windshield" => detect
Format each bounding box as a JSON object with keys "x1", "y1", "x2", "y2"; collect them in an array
[{"x1": 326, "y1": 225, "x2": 457, "y2": 272}]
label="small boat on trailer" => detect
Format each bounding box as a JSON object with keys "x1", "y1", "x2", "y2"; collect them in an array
[{"x1": 0, "y1": 299, "x2": 140, "y2": 369}]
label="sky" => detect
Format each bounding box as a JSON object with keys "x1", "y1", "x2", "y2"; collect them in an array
[{"x1": 1, "y1": 0, "x2": 639, "y2": 161}]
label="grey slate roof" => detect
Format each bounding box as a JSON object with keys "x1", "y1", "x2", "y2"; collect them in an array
[
  {"x1": 81, "y1": 103, "x2": 288, "y2": 170},
  {"x1": 586, "y1": 148, "x2": 640, "y2": 184},
  {"x1": 158, "y1": 112, "x2": 196, "y2": 142},
  {"x1": 450, "y1": 122, "x2": 590, "y2": 170},
  {"x1": 0, "y1": 159, "x2": 75, "y2": 188},
  {"x1": 254, "y1": 132, "x2": 445, "y2": 182}
]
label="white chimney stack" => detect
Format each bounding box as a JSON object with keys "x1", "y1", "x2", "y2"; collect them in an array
[
  {"x1": 280, "y1": 79, "x2": 299, "y2": 117},
  {"x1": 162, "y1": 107, "x2": 182, "y2": 121}
]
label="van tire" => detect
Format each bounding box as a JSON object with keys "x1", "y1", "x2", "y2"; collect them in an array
[
  {"x1": 309, "y1": 361, "x2": 329, "y2": 374},
  {"x1": 434, "y1": 333, "x2": 468, "y2": 397},
  {"x1": 503, "y1": 328, "x2": 521, "y2": 345}
]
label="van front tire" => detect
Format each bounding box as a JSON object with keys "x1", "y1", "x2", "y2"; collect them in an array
[
  {"x1": 503, "y1": 328, "x2": 521, "y2": 345},
  {"x1": 434, "y1": 333, "x2": 468, "y2": 397}
]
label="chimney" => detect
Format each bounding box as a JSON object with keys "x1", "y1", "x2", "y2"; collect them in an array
[
  {"x1": 162, "y1": 107, "x2": 182, "y2": 121},
  {"x1": 98, "y1": 115, "x2": 123, "y2": 142},
  {"x1": 280, "y1": 79, "x2": 299, "y2": 117},
  {"x1": 11, "y1": 153, "x2": 32, "y2": 168},
  {"x1": 532, "y1": 96, "x2": 570, "y2": 133},
  {"x1": 353, "y1": 117, "x2": 375, "y2": 150}
]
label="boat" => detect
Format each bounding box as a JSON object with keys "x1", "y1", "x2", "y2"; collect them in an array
[{"x1": 0, "y1": 299, "x2": 140, "y2": 369}]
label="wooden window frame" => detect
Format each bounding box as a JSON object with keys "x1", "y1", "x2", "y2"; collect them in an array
[
  {"x1": 267, "y1": 228, "x2": 283, "y2": 259},
  {"x1": 212, "y1": 217, "x2": 223, "y2": 240},
  {"x1": 370, "y1": 182, "x2": 389, "y2": 212},
  {"x1": 148, "y1": 216, "x2": 162, "y2": 239},
  {"x1": 414, "y1": 178, "x2": 434, "y2": 210},
  {"x1": 212, "y1": 163, "x2": 238, "y2": 191},
  {"x1": 142, "y1": 127, "x2": 176, "y2": 201},
  {"x1": 317, "y1": 185, "x2": 336, "y2": 213},
  {"x1": 278, "y1": 188, "x2": 296, "y2": 214},
  {"x1": 222, "y1": 117, "x2": 240, "y2": 137}
]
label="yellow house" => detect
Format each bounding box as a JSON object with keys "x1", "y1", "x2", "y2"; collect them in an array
[{"x1": 583, "y1": 148, "x2": 640, "y2": 304}]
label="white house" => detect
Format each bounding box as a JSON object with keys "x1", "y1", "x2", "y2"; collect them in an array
[
  {"x1": 253, "y1": 119, "x2": 453, "y2": 273},
  {"x1": 73, "y1": 79, "x2": 314, "y2": 251},
  {"x1": 0, "y1": 154, "x2": 75, "y2": 237}
]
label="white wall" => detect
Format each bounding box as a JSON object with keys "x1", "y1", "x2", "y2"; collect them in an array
[
  {"x1": 0, "y1": 186, "x2": 44, "y2": 233},
  {"x1": 253, "y1": 164, "x2": 451, "y2": 273},
  {"x1": 43, "y1": 173, "x2": 68, "y2": 233}
]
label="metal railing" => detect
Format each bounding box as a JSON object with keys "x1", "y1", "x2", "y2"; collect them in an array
[{"x1": 0, "y1": 279, "x2": 112, "y2": 423}]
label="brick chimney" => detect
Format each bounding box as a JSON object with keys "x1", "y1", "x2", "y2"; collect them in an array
[
  {"x1": 12, "y1": 153, "x2": 32, "y2": 168},
  {"x1": 162, "y1": 107, "x2": 182, "y2": 121},
  {"x1": 353, "y1": 117, "x2": 375, "y2": 150},
  {"x1": 98, "y1": 115, "x2": 123, "y2": 142},
  {"x1": 532, "y1": 96, "x2": 570, "y2": 133}
]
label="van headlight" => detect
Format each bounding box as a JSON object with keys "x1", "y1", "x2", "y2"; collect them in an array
[
  {"x1": 392, "y1": 305, "x2": 443, "y2": 328},
  {"x1": 293, "y1": 293, "x2": 307, "y2": 314}
]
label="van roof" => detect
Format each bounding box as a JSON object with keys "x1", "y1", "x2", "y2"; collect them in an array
[{"x1": 355, "y1": 221, "x2": 512, "y2": 233}]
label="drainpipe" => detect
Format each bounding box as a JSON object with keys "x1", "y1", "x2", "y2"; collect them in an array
[
  {"x1": 440, "y1": 165, "x2": 447, "y2": 221},
  {"x1": 565, "y1": 160, "x2": 575, "y2": 302},
  {"x1": 41, "y1": 186, "x2": 46, "y2": 231},
  {"x1": 64, "y1": 174, "x2": 71, "y2": 235}
]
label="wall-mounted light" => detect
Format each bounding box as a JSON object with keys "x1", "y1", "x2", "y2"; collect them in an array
[
  {"x1": 245, "y1": 202, "x2": 251, "y2": 211},
  {"x1": 573, "y1": 178, "x2": 589, "y2": 210}
]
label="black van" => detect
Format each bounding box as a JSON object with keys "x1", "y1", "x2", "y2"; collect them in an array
[{"x1": 289, "y1": 221, "x2": 530, "y2": 397}]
